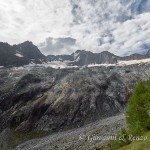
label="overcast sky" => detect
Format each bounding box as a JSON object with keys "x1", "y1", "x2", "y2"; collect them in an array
[{"x1": 0, "y1": 0, "x2": 150, "y2": 56}]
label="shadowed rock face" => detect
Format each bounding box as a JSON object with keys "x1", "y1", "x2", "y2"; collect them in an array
[
  {"x1": 47, "y1": 49, "x2": 150, "y2": 66},
  {"x1": 47, "y1": 54, "x2": 74, "y2": 62},
  {"x1": 0, "y1": 62, "x2": 150, "y2": 133},
  {"x1": 0, "y1": 128, "x2": 12, "y2": 150},
  {"x1": 71, "y1": 50, "x2": 119, "y2": 66},
  {"x1": 0, "y1": 41, "x2": 46, "y2": 67},
  {"x1": 1, "y1": 40, "x2": 149, "y2": 67},
  {"x1": 13, "y1": 41, "x2": 46, "y2": 61},
  {"x1": 47, "y1": 50, "x2": 119, "y2": 66}
]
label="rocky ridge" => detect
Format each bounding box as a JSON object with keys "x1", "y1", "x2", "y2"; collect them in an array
[
  {"x1": 1, "y1": 41, "x2": 150, "y2": 67},
  {"x1": 47, "y1": 49, "x2": 150, "y2": 66}
]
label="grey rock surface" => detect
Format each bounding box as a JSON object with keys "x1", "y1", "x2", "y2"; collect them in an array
[
  {"x1": 47, "y1": 50, "x2": 119, "y2": 66},
  {"x1": 47, "y1": 49, "x2": 150, "y2": 66},
  {"x1": 0, "y1": 62, "x2": 149, "y2": 133},
  {"x1": 15, "y1": 114, "x2": 126, "y2": 150},
  {"x1": 0, "y1": 61, "x2": 150, "y2": 149},
  {"x1": 0, "y1": 128, "x2": 12, "y2": 150},
  {"x1": 0, "y1": 41, "x2": 46, "y2": 67}
]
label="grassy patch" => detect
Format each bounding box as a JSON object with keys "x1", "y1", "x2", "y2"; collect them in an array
[{"x1": 96, "y1": 131, "x2": 150, "y2": 150}]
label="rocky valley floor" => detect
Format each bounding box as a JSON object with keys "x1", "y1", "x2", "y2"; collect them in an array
[{"x1": 15, "y1": 114, "x2": 126, "y2": 150}]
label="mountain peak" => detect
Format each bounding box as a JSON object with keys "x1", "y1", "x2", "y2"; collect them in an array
[
  {"x1": 21, "y1": 41, "x2": 33, "y2": 45},
  {"x1": 0, "y1": 42, "x2": 46, "y2": 67},
  {"x1": 101, "y1": 51, "x2": 113, "y2": 54},
  {"x1": 73, "y1": 50, "x2": 87, "y2": 54}
]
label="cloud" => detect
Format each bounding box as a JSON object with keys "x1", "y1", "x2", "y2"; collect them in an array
[
  {"x1": 109, "y1": 13, "x2": 150, "y2": 55},
  {"x1": 0, "y1": 0, "x2": 73, "y2": 44},
  {"x1": 68, "y1": 0, "x2": 150, "y2": 56},
  {"x1": 0, "y1": 0, "x2": 150, "y2": 56},
  {"x1": 38, "y1": 37, "x2": 77, "y2": 55}
]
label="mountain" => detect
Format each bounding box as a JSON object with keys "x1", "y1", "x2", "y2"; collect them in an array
[
  {"x1": 122, "y1": 53, "x2": 146, "y2": 61},
  {"x1": 0, "y1": 40, "x2": 150, "y2": 67},
  {"x1": 47, "y1": 49, "x2": 150, "y2": 66},
  {"x1": 1, "y1": 41, "x2": 150, "y2": 149},
  {"x1": 14, "y1": 41, "x2": 46, "y2": 62},
  {"x1": 0, "y1": 41, "x2": 46, "y2": 67},
  {"x1": 47, "y1": 50, "x2": 119, "y2": 66},
  {"x1": 122, "y1": 50, "x2": 150, "y2": 61},
  {"x1": 47, "y1": 54, "x2": 73, "y2": 62},
  {"x1": 72, "y1": 50, "x2": 119, "y2": 66},
  {"x1": 0, "y1": 60, "x2": 150, "y2": 139}
]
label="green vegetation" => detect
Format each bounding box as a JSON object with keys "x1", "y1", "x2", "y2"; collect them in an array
[
  {"x1": 119, "y1": 131, "x2": 150, "y2": 150},
  {"x1": 98, "y1": 80, "x2": 150, "y2": 150},
  {"x1": 110, "y1": 128, "x2": 131, "y2": 150}
]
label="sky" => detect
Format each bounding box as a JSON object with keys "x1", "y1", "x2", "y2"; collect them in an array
[{"x1": 0, "y1": 0, "x2": 150, "y2": 56}]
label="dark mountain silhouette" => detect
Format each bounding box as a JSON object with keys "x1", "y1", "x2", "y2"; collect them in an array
[
  {"x1": 0, "y1": 40, "x2": 150, "y2": 67},
  {"x1": 0, "y1": 41, "x2": 46, "y2": 67}
]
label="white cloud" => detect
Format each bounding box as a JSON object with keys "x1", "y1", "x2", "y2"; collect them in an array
[
  {"x1": 0, "y1": 0, "x2": 150, "y2": 56},
  {"x1": 39, "y1": 37, "x2": 77, "y2": 55},
  {"x1": 111, "y1": 13, "x2": 150, "y2": 55},
  {"x1": 0, "y1": 0, "x2": 73, "y2": 44}
]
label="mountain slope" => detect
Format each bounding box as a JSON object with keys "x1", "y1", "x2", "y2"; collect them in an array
[
  {"x1": 47, "y1": 49, "x2": 150, "y2": 66},
  {"x1": 0, "y1": 41, "x2": 46, "y2": 67},
  {"x1": 47, "y1": 50, "x2": 119, "y2": 66},
  {"x1": 0, "y1": 42, "x2": 28, "y2": 67},
  {"x1": 14, "y1": 41, "x2": 46, "y2": 61},
  {"x1": 72, "y1": 50, "x2": 119, "y2": 66},
  {"x1": 0, "y1": 40, "x2": 150, "y2": 67},
  {"x1": 1, "y1": 61, "x2": 150, "y2": 134},
  {"x1": 15, "y1": 114, "x2": 125, "y2": 150}
]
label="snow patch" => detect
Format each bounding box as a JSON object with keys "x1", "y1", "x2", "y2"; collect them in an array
[
  {"x1": 73, "y1": 52, "x2": 80, "y2": 60},
  {"x1": 75, "y1": 56, "x2": 80, "y2": 62},
  {"x1": 15, "y1": 53, "x2": 24, "y2": 57},
  {"x1": 118, "y1": 58, "x2": 150, "y2": 66},
  {"x1": 88, "y1": 58, "x2": 150, "y2": 67},
  {"x1": 26, "y1": 61, "x2": 78, "y2": 69},
  {"x1": 88, "y1": 64, "x2": 116, "y2": 67},
  {"x1": 43, "y1": 61, "x2": 68, "y2": 69},
  {"x1": 13, "y1": 66, "x2": 25, "y2": 71},
  {"x1": 10, "y1": 58, "x2": 150, "y2": 71},
  {"x1": 59, "y1": 58, "x2": 63, "y2": 61}
]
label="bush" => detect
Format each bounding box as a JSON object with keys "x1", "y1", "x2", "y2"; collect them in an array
[{"x1": 110, "y1": 128, "x2": 131, "y2": 150}]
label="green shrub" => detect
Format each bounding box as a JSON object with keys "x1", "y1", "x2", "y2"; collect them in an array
[{"x1": 110, "y1": 128, "x2": 131, "y2": 150}]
